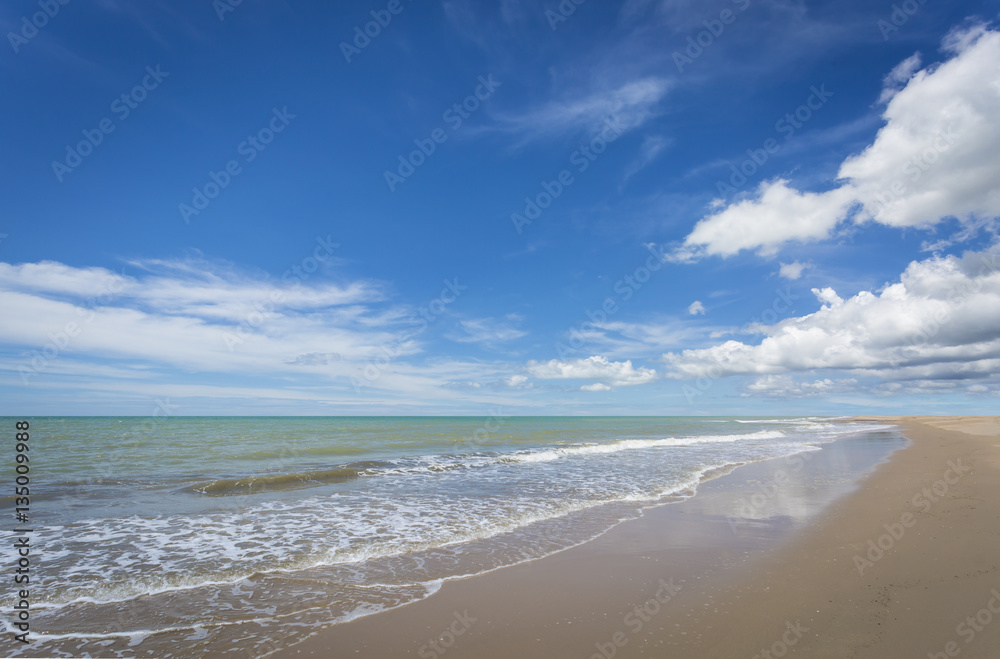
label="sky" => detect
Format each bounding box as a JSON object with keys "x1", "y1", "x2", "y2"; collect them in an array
[{"x1": 1, "y1": 0, "x2": 999, "y2": 416}]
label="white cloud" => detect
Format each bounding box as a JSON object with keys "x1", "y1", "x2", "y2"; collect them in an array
[
  {"x1": 878, "y1": 52, "x2": 922, "y2": 104},
  {"x1": 672, "y1": 25, "x2": 1000, "y2": 261},
  {"x1": 622, "y1": 134, "x2": 672, "y2": 185},
  {"x1": 0, "y1": 259, "x2": 404, "y2": 382},
  {"x1": 779, "y1": 261, "x2": 809, "y2": 280},
  {"x1": 493, "y1": 77, "x2": 670, "y2": 146},
  {"x1": 744, "y1": 374, "x2": 858, "y2": 398},
  {"x1": 563, "y1": 319, "x2": 699, "y2": 359},
  {"x1": 0, "y1": 261, "x2": 131, "y2": 298},
  {"x1": 0, "y1": 259, "x2": 565, "y2": 411},
  {"x1": 941, "y1": 21, "x2": 990, "y2": 54},
  {"x1": 842, "y1": 27, "x2": 1000, "y2": 229},
  {"x1": 505, "y1": 374, "x2": 529, "y2": 387},
  {"x1": 0, "y1": 258, "x2": 382, "y2": 323},
  {"x1": 450, "y1": 315, "x2": 527, "y2": 345},
  {"x1": 527, "y1": 355, "x2": 657, "y2": 387},
  {"x1": 663, "y1": 247, "x2": 1000, "y2": 384},
  {"x1": 687, "y1": 300, "x2": 706, "y2": 315},
  {"x1": 673, "y1": 180, "x2": 855, "y2": 260},
  {"x1": 581, "y1": 382, "x2": 612, "y2": 392},
  {"x1": 811, "y1": 287, "x2": 843, "y2": 308}
]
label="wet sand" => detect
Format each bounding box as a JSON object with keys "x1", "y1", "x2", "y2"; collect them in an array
[{"x1": 272, "y1": 417, "x2": 1000, "y2": 658}]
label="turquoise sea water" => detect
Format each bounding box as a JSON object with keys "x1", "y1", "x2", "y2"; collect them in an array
[{"x1": 1, "y1": 416, "x2": 892, "y2": 657}]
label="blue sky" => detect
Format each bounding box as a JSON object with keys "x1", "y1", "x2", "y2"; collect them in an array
[{"x1": 2, "y1": 0, "x2": 999, "y2": 415}]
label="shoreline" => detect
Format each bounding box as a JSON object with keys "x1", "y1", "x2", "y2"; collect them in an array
[
  {"x1": 271, "y1": 417, "x2": 999, "y2": 658},
  {"x1": 0, "y1": 417, "x2": 894, "y2": 658}
]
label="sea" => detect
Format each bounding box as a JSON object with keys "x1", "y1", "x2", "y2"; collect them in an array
[{"x1": 0, "y1": 416, "x2": 898, "y2": 657}]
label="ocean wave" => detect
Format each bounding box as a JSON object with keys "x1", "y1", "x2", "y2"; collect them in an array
[
  {"x1": 186, "y1": 431, "x2": 786, "y2": 496},
  {"x1": 15, "y1": 432, "x2": 852, "y2": 616},
  {"x1": 734, "y1": 417, "x2": 824, "y2": 424},
  {"x1": 503, "y1": 430, "x2": 786, "y2": 464},
  {"x1": 21, "y1": 462, "x2": 729, "y2": 613},
  {"x1": 187, "y1": 466, "x2": 370, "y2": 495}
]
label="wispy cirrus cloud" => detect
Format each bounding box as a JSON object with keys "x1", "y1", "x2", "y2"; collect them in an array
[
  {"x1": 564, "y1": 319, "x2": 703, "y2": 359},
  {"x1": 449, "y1": 314, "x2": 527, "y2": 347},
  {"x1": 0, "y1": 257, "x2": 384, "y2": 323},
  {"x1": 0, "y1": 258, "x2": 550, "y2": 409},
  {"x1": 0, "y1": 258, "x2": 401, "y2": 383},
  {"x1": 621, "y1": 133, "x2": 672, "y2": 186},
  {"x1": 491, "y1": 77, "x2": 671, "y2": 147}
]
